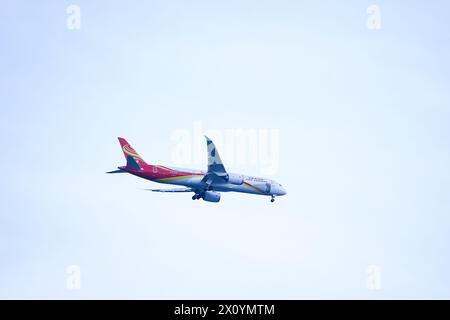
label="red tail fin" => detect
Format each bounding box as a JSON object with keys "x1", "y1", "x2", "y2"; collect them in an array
[{"x1": 118, "y1": 137, "x2": 148, "y2": 169}]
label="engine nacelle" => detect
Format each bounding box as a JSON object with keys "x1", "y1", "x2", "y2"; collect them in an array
[
  {"x1": 225, "y1": 173, "x2": 244, "y2": 185},
  {"x1": 202, "y1": 191, "x2": 221, "y2": 203}
]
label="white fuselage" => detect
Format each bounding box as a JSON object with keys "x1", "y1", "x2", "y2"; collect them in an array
[{"x1": 155, "y1": 168, "x2": 286, "y2": 197}]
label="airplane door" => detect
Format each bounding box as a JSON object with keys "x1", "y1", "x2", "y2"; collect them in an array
[{"x1": 265, "y1": 182, "x2": 271, "y2": 194}]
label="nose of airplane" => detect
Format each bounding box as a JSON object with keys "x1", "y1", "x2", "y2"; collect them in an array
[{"x1": 279, "y1": 186, "x2": 287, "y2": 196}]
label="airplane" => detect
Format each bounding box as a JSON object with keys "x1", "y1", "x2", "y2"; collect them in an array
[{"x1": 107, "y1": 136, "x2": 286, "y2": 203}]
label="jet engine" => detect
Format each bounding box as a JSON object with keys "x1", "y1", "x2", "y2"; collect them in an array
[
  {"x1": 224, "y1": 173, "x2": 244, "y2": 185},
  {"x1": 202, "y1": 191, "x2": 221, "y2": 203}
]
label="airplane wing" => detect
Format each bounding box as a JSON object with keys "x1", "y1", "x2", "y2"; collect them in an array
[
  {"x1": 145, "y1": 187, "x2": 194, "y2": 192},
  {"x1": 201, "y1": 136, "x2": 229, "y2": 186},
  {"x1": 146, "y1": 137, "x2": 229, "y2": 196},
  {"x1": 205, "y1": 136, "x2": 227, "y2": 176}
]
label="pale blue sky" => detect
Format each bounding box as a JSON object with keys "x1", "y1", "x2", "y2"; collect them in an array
[{"x1": 0, "y1": 1, "x2": 449, "y2": 299}]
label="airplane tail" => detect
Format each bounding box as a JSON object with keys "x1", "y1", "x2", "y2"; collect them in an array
[{"x1": 117, "y1": 137, "x2": 148, "y2": 170}]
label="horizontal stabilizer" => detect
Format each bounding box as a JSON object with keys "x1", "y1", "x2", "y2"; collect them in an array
[{"x1": 106, "y1": 169, "x2": 126, "y2": 174}]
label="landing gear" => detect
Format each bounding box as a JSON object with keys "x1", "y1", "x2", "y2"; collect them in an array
[
  {"x1": 271, "y1": 195, "x2": 275, "y2": 203},
  {"x1": 192, "y1": 194, "x2": 201, "y2": 200}
]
